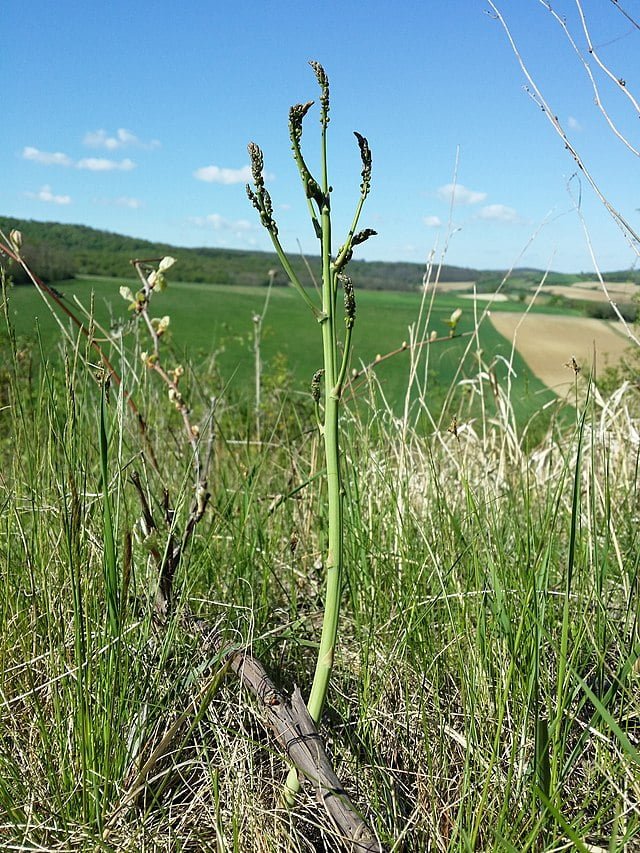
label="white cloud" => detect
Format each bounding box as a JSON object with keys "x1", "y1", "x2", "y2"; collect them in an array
[
  {"x1": 76, "y1": 157, "x2": 136, "y2": 171},
  {"x1": 27, "y1": 184, "x2": 71, "y2": 205},
  {"x1": 567, "y1": 115, "x2": 582, "y2": 131},
  {"x1": 436, "y1": 183, "x2": 487, "y2": 205},
  {"x1": 424, "y1": 215, "x2": 442, "y2": 227},
  {"x1": 478, "y1": 204, "x2": 519, "y2": 222},
  {"x1": 22, "y1": 146, "x2": 73, "y2": 166},
  {"x1": 93, "y1": 195, "x2": 143, "y2": 209},
  {"x1": 83, "y1": 128, "x2": 160, "y2": 150},
  {"x1": 115, "y1": 196, "x2": 142, "y2": 208},
  {"x1": 193, "y1": 164, "x2": 253, "y2": 184},
  {"x1": 191, "y1": 213, "x2": 253, "y2": 232},
  {"x1": 23, "y1": 145, "x2": 136, "y2": 172},
  {"x1": 207, "y1": 213, "x2": 253, "y2": 231}
]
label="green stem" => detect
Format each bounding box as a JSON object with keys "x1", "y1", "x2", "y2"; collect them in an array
[
  {"x1": 334, "y1": 194, "x2": 366, "y2": 272},
  {"x1": 307, "y1": 197, "x2": 343, "y2": 717},
  {"x1": 334, "y1": 323, "x2": 353, "y2": 395},
  {"x1": 285, "y1": 158, "x2": 344, "y2": 805},
  {"x1": 267, "y1": 228, "x2": 323, "y2": 319}
]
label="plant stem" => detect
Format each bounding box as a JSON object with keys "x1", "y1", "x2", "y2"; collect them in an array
[
  {"x1": 250, "y1": 63, "x2": 375, "y2": 805},
  {"x1": 306, "y1": 200, "x2": 343, "y2": 724}
]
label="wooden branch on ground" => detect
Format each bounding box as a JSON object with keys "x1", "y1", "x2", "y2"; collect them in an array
[{"x1": 186, "y1": 613, "x2": 385, "y2": 853}]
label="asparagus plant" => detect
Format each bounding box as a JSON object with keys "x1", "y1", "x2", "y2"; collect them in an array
[{"x1": 246, "y1": 61, "x2": 376, "y2": 798}]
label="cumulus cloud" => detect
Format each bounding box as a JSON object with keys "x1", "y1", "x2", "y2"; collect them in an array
[
  {"x1": 83, "y1": 128, "x2": 160, "y2": 150},
  {"x1": 23, "y1": 146, "x2": 136, "y2": 171},
  {"x1": 76, "y1": 157, "x2": 136, "y2": 171},
  {"x1": 424, "y1": 215, "x2": 442, "y2": 227},
  {"x1": 436, "y1": 183, "x2": 487, "y2": 205},
  {"x1": 478, "y1": 204, "x2": 519, "y2": 222},
  {"x1": 193, "y1": 164, "x2": 253, "y2": 184},
  {"x1": 190, "y1": 213, "x2": 254, "y2": 232},
  {"x1": 27, "y1": 184, "x2": 71, "y2": 205},
  {"x1": 22, "y1": 146, "x2": 73, "y2": 167}
]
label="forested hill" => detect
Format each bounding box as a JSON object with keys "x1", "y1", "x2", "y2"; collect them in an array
[
  {"x1": 1, "y1": 216, "x2": 637, "y2": 291},
  {"x1": 0, "y1": 216, "x2": 473, "y2": 290}
]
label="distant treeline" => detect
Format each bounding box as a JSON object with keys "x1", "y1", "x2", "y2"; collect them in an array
[{"x1": 2, "y1": 216, "x2": 638, "y2": 291}]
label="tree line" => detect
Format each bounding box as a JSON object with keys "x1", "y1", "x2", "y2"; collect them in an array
[{"x1": 2, "y1": 216, "x2": 637, "y2": 291}]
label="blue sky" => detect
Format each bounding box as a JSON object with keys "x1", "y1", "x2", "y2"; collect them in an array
[{"x1": 3, "y1": 0, "x2": 640, "y2": 273}]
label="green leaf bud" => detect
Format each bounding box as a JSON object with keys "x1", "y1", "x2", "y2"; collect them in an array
[{"x1": 158, "y1": 256, "x2": 176, "y2": 273}]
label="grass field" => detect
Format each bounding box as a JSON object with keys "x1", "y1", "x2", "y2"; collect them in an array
[
  {"x1": 5, "y1": 276, "x2": 569, "y2": 425},
  {"x1": 1, "y1": 267, "x2": 639, "y2": 850}
]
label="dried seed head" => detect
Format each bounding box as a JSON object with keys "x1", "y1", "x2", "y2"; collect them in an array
[{"x1": 9, "y1": 229, "x2": 22, "y2": 251}]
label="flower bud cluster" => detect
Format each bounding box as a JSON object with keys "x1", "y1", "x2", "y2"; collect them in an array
[
  {"x1": 354, "y1": 132, "x2": 372, "y2": 196},
  {"x1": 309, "y1": 61, "x2": 330, "y2": 126},
  {"x1": 148, "y1": 257, "x2": 175, "y2": 293},
  {"x1": 339, "y1": 274, "x2": 356, "y2": 329},
  {"x1": 289, "y1": 101, "x2": 314, "y2": 145},
  {"x1": 170, "y1": 364, "x2": 184, "y2": 384},
  {"x1": 140, "y1": 351, "x2": 158, "y2": 367},
  {"x1": 311, "y1": 368, "x2": 324, "y2": 404},
  {"x1": 151, "y1": 315, "x2": 171, "y2": 337},
  {"x1": 168, "y1": 386, "x2": 185, "y2": 410},
  {"x1": 246, "y1": 143, "x2": 278, "y2": 234}
]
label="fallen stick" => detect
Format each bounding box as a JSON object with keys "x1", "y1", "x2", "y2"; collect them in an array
[{"x1": 187, "y1": 614, "x2": 385, "y2": 853}]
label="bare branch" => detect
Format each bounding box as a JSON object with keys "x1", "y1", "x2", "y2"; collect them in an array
[{"x1": 487, "y1": 2, "x2": 640, "y2": 259}]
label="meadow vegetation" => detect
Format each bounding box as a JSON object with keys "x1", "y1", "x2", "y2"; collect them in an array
[{"x1": 1, "y1": 61, "x2": 639, "y2": 853}]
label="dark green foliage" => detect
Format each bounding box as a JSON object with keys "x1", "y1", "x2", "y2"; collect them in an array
[
  {"x1": 2, "y1": 215, "x2": 613, "y2": 293},
  {"x1": 584, "y1": 300, "x2": 637, "y2": 322},
  {"x1": 3, "y1": 238, "x2": 77, "y2": 284}
]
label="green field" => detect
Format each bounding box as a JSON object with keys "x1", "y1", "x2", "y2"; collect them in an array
[{"x1": 5, "y1": 276, "x2": 560, "y2": 426}]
